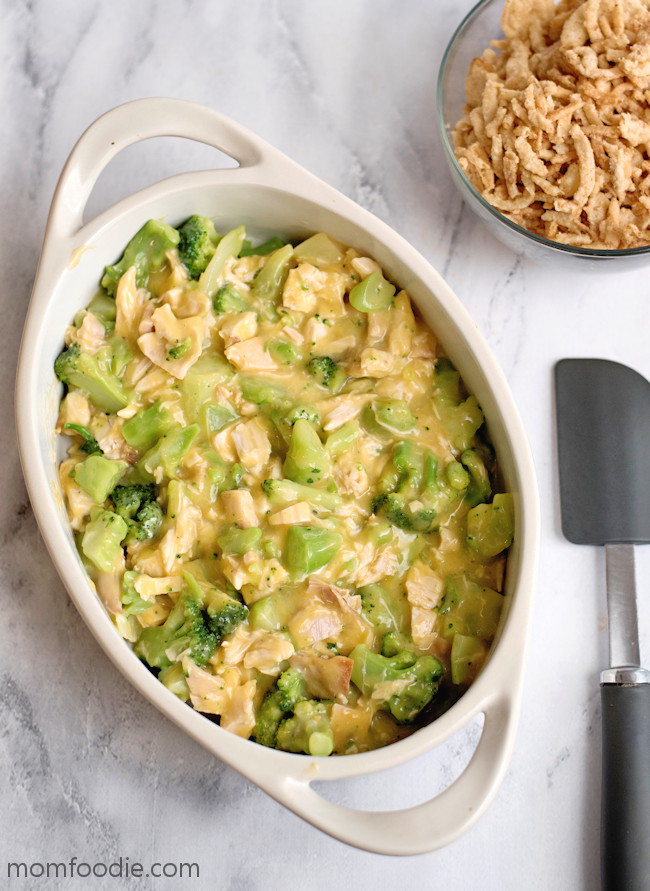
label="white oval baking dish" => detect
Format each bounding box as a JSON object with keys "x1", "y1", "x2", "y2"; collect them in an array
[{"x1": 15, "y1": 98, "x2": 539, "y2": 856}]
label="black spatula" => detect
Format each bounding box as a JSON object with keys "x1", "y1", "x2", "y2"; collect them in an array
[{"x1": 555, "y1": 359, "x2": 650, "y2": 891}]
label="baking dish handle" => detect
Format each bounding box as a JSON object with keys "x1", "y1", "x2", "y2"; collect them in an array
[
  {"x1": 271, "y1": 693, "x2": 517, "y2": 856},
  {"x1": 47, "y1": 97, "x2": 286, "y2": 241}
]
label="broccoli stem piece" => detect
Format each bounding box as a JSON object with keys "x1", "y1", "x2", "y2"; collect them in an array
[
  {"x1": 373, "y1": 399, "x2": 416, "y2": 432},
  {"x1": 283, "y1": 419, "x2": 330, "y2": 486},
  {"x1": 450, "y1": 634, "x2": 488, "y2": 685},
  {"x1": 284, "y1": 526, "x2": 343, "y2": 578},
  {"x1": 239, "y1": 236, "x2": 287, "y2": 258},
  {"x1": 325, "y1": 421, "x2": 360, "y2": 455},
  {"x1": 86, "y1": 291, "x2": 117, "y2": 331},
  {"x1": 122, "y1": 400, "x2": 175, "y2": 452},
  {"x1": 262, "y1": 478, "x2": 341, "y2": 512},
  {"x1": 358, "y1": 583, "x2": 404, "y2": 636},
  {"x1": 177, "y1": 215, "x2": 220, "y2": 280},
  {"x1": 293, "y1": 232, "x2": 344, "y2": 266},
  {"x1": 239, "y1": 377, "x2": 291, "y2": 409},
  {"x1": 248, "y1": 595, "x2": 282, "y2": 632},
  {"x1": 349, "y1": 271, "x2": 395, "y2": 312},
  {"x1": 137, "y1": 425, "x2": 199, "y2": 482},
  {"x1": 101, "y1": 219, "x2": 180, "y2": 296},
  {"x1": 54, "y1": 344, "x2": 129, "y2": 413},
  {"x1": 72, "y1": 455, "x2": 127, "y2": 504},
  {"x1": 433, "y1": 360, "x2": 484, "y2": 453},
  {"x1": 252, "y1": 244, "x2": 294, "y2": 303},
  {"x1": 158, "y1": 662, "x2": 190, "y2": 701},
  {"x1": 180, "y1": 353, "x2": 234, "y2": 422},
  {"x1": 216, "y1": 524, "x2": 262, "y2": 556},
  {"x1": 200, "y1": 402, "x2": 239, "y2": 436},
  {"x1": 198, "y1": 225, "x2": 246, "y2": 297},
  {"x1": 350, "y1": 645, "x2": 443, "y2": 723},
  {"x1": 268, "y1": 340, "x2": 300, "y2": 366},
  {"x1": 437, "y1": 574, "x2": 503, "y2": 641},
  {"x1": 81, "y1": 507, "x2": 128, "y2": 572},
  {"x1": 466, "y1": 493, "x2": 514, "y2": 558}
]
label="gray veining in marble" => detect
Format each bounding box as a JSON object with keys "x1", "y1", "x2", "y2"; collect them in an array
[{"x1": 2, "y1": 1, "x2": 649, "y2": 888}]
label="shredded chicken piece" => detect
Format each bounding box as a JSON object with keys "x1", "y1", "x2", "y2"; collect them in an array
[
  {"x1": 163, "y1": 287, "x2": 210, "y2": 319},
  {"x1": 59, "y1": 391, "x2": 90, "y2": 429},
  {"x1": 321, "y1": 394, "x2": 371, "y2": 431},
  {"x1": 115, "y1": 267, "x2": 147, "y2": 341},
  {"x1": 405, "y1": 561, "x2": 444, "y2": 609},
  {"x1": 268, "y1": 502, "x2": 313, "y2": 525},
  {"x1": 290, "y1": 652, "x2": 353, "y2": 702},
  {"x1": 331, "y1": 452, "x2": 369, "y2": 498},
  {"x1": 243, "y1": 634, "x2": 295, "y2": 675},
  {"x1": 351, "y1": 256, "x2": 381, "y2": 278},
  {"x1": 219, "y1": 680, "x2": 257, "y2": 738},
  {"x1": 132, "y1": 574, "x2": 182, "y2": 601},
  {"x1": 354, "y1": 547, "x2": 399, "y2": 587},
  {"x1": 65, "y1": 311, "x2": 107, "y2": 354},
  {"x1": 282, "y1": 263, "x2": 326, "y2": 312},
  {"x1": 348, "y1": 348, "x2": 396, "y2": 379},
  {"x1": 231, "y1": 417, "x2": 271, "y2": 473},
  {"x1": 137, "y1": 304, "x2": 204, "y2": 379},
  {"x1": 411, "y1": 606, "x2": 439, "y2": 650},
  {"x1": 225, "y1": 336, "x2": 277, "y2": 372},
  {"x1": 218, "y1": 311, "x2": 258, "y2": 348},
  {"x1": 93, "y1": 416, "x2": 135, "y2": 462},
  {"x1": 220, "y1": 489, "x2": 259, "y2": 528}
]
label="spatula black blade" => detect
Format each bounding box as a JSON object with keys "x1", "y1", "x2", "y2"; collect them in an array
[{"x1": 555, "y1": 359, "x2": 650, "y2": 545}]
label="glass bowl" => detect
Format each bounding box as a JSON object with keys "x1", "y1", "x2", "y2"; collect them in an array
[{"x1": 436, "y1": 0, "x2": 650, "y2": 269}]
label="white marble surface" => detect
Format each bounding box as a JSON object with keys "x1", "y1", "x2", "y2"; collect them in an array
[{"x1": 2, "y1": 0, "x2": 649, "y2": 888}]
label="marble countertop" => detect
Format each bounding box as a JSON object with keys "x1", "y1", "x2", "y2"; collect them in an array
[{"x1": 2, "y1": 1, "x2": 649, "y2": 888}]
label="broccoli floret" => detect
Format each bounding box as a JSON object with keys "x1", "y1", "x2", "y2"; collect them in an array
[
  {"x1": 350, "y1": 645, "x2": 443, "y2": 724},
  {"x1": 253, "y1": 667, "x2": 309, "y2": 748},
  {"x1": 213, "y1": 282, "x2": 250, "y2": 315},
  {"x1": 101, "y1": 219, "x2": 180, "y2": 296},
  {"x1": 54, "y1": 343, "x2": 129, "y2": 413},
  {"x1": 110, "y1": 484, "x2": 163, "y2": 543},
  {"x1": 132, "y1": 501, "x2": 164, "y2": 542},
  {"x1": 158, "y1": 663, "x2": 190, "y2": 701},
  {"x1": 134, "y1": 595, "x2": 217, "y2": 669},
  {"x1": 182, "y1": 569, "x2": 248, "y2": 644},
  {"x1": 371, "y1": 441, "x2": 465, "y2": 533},
  {"x1": 254, "y1": 690, "x2": 285, "y2": 748},
  {"x1": 276, "y1": 700, "x2": 334, "y2": 756},
  {"x1": 178, "y1": 215, "x2": 220, "y2": 279},
  {"x1": 372, "y1": 493, "x2": 435, "y2": 533},
  {"x1": 63, "y1": 423, "x2": 101, "y2": 455},
  {"x1": 110, "y1": 484, "x2": 157, "y2": 519},
  {"x1": 306, "y1": 356, "x2": 346, "y2": 392},
  {"x1": 277, "y1": 667, "x2": 308, "y2": 712}
]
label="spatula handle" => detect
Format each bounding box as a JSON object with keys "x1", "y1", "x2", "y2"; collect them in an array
[{"x1": 601, "y1": 681, "x2": 650, "y2": 891}]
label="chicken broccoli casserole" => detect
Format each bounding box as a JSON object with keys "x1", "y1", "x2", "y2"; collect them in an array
[{"x1": 55, "y1": 217, "x2": 514, "y2": 756}]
